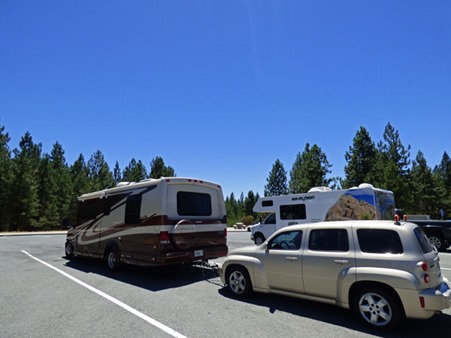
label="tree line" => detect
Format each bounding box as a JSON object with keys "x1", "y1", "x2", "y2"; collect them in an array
[
  {"x1": 226, "y1": 123, "x2": 451, "y2": 226},
  {"x1": 0, "y1": 125, "x2": 175, "y2": 231},
  {"x1": 1, "y1": 122, "x2": 450, "y2": 231}
]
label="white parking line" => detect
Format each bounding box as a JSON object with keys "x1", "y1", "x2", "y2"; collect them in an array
[{"x1": 21, "y1": 250, "x2": 187, "y2": 338}]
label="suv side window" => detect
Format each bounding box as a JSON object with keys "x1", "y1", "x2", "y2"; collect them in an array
[
  {"x1": 268, "y1": 231, "x2": 303, "y2": 250},
  {"x1": 357, "y1": 229, "x2": 403, "y2": 254},
  {"x1": 308, "y1": 229, "x2": 349, "y2": 251}
]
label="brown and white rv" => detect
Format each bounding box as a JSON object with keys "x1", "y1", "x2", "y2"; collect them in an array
[{"x1": 65, "y1": 177, "x2": 228, "y2": 269}]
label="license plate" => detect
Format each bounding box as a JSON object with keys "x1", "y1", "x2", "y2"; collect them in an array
[{"x1": 194, "y1": 250, "x2": 203, "y2": 257}]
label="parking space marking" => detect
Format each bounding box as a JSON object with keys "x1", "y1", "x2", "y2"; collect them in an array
[{"x1": 21, "y1": 250, "x2": 187, "y2": 338}]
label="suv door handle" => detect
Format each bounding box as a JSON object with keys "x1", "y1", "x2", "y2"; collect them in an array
[
  {"x1": 285, "y1": 257, "x2": 298, "y2": 261},
  {"x1": 334, "y1": 259, "x2": 349, "y2": 265}
]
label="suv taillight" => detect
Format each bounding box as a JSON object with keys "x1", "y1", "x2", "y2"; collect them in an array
[
  {"x1": 418, "y1": 261, "x2": 430, "y2": 283},
  {"x1": 160, "y1": 231, "x2": 170, "y2": 244}
]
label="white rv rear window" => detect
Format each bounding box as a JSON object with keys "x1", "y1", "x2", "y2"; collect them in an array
[{"x1": 177, "y1": 191, "x2": 212, "y2": 216}]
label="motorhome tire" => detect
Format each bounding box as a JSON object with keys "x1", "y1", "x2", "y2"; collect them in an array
[
  {"x1": 65, "y1": 242, "x2": 74, "y2": 258},
  {"x1": 254, "y1": 233, "x2": 265, "y2": 245},
  {"x1": 106, "y1": 247, "x2": 120, "y2": 271}
]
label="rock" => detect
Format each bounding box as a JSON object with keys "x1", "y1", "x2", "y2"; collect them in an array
[{"x1": 325, "y1": 195, "x2": 378, "y2": 221}]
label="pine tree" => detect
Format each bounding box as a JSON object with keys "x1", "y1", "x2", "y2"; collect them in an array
[
  {"x1": 374, "y1": 123, "x2": 412, "y2": 210},
  {"x1": 87, "y1": 150, "x2": 114, "y2": 191},
  {"x1": 37, "y1": 154, "x2": 60, "y2": 229},
  {"x1": 289, "y1": 143, "x2": 332, "y2": 193},
  {"x1": 343, "y1": 127, "x2": 377, "y2": 188},
  {"x1": 113, "y1": 161, "x2": 122, "y2": 184},
  {"x1": 149, "y1": 156, "x2": 176, "y2": 178},
  {"x1": 225, "y1": 193, "x2": 238, "y2": 225},
  {"x1": 264, "y1": 159, "x2": 288, "y2": 196},
  {"x1": 68, "y1": 154, "x2": 91, "y2": 224},
  {"x1": 50, "y1": 142, "x2": 72, "y2": 227},
  {"x1": 122, "y1": 158, "x2": 147, "y2": 182},
  {"x1": 0, "y1": 124, "x2": 12, "y2": 231},
  {"x1": 10, "y1": 132, "x2": 42, "y2": 231},
  {"x1": 244, "y1": 190, "x2": 257, "y2": 217},
  {"x1": 410, "y1": 151, "x2": 438, "y2": 217},
  {"x1": 433, "y1": 152, "x2": 451, "y2": 218}
]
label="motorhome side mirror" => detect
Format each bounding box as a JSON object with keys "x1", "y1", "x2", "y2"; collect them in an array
[{"x1": 61, "y1": 218, "x2": 69, "y2": 229}]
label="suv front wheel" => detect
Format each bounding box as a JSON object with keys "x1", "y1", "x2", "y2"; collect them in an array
[
  {"x1": 352, "y1": 287, "x2": 402, "y2": 330},
  {"x1": 226, "y1": 266, "x2": 252, "y2": 297}
]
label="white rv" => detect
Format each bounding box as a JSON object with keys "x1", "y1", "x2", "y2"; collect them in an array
[
  {"x1": 65, "y1": 177, "x2": 228, "y2": 269},
  {"x1": 251, "y1": 183, "x2": 395, "y2": 244}
]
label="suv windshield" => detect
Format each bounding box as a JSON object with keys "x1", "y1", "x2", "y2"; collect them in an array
[{"x1": 413, "y1": 227, "x2": 435, "y2": 253}]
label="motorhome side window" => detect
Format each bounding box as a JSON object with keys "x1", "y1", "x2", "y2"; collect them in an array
[
  {"x1": 78, "y1": 199, "x2": 104, "y2": 225},
  {"x1": 262, "y1": 200, "x2": 273, "y2": 207},
  {"x1": 125, "y1": 194, "x2": 142, "y2": 224},
  {"x1": 280, "y1": 204, "x2": 306, "y2": 220},
  {"x1": 177, "y1": 191, "x2": 212, "y2": 216}
]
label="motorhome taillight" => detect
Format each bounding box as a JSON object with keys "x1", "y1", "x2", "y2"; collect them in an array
[{"x1": 160, "y1": 231, "x2": 170, "y2": 244}]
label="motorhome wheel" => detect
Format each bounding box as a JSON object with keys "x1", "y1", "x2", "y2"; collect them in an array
[
  {"x1": 106, "y1": 247, "x2": 120, "y2": 271},
  {"x1": 254, "y1": 234, "x2": 265, "y2": 245}
]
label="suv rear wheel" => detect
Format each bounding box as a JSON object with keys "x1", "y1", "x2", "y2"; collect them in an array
[{"x1": 352, "y1": 287, "x2": 402, "y2": 330}]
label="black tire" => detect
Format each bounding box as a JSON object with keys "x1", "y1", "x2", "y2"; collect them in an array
[
  {"x1": 226, "y1": 266, "x2": 252, "y2": 297},
  {"x1": 428, "y1": 234, "x2": 445, "y2": 251},
  {"x1": 254, "y1": 233, "x2": 265, "y2": 245},
  {"x1": 352, "y1": 286, "x2": 402, "y2": 330},
  {"x1": 105, "y1": 247, "x2": 121, "y2": 271},
  {"x1": 65, "y1": 242, "x2": 74, "y2": 258}
]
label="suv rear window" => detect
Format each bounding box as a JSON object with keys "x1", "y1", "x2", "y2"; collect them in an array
[
  {"x1": 177, "y1": 191, "x2": 212, "y2": 216},
  {"x1": 413, "y1": 227, "x2": 435, "y2": 253},
  {"x1": 357, "y1": 229, "x2": 403, "y2": 254}
]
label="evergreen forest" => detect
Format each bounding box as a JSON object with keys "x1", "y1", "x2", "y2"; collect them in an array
[{"x1": 1, "y1": 122, "x2": 450, "y2": 231}]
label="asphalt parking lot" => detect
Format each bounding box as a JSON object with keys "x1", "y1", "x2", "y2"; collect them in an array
[{"x1": 1, "y1": 231, "x2": 450, "y2": 338}]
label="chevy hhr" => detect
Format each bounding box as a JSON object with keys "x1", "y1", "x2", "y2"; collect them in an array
[{"x1": 220, "y1": 220, "x2": 451, "y2": 330}]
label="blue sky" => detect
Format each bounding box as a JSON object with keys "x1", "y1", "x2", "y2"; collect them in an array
[{"x1": 1, "y1": 1, "x2": 450, "y2": 198}]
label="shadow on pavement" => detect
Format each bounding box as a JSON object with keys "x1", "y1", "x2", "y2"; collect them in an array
[
  {"x1": 218, "y1": 287, "x2": 451, "y2": 337},
  {"x1": 64, "y1": 256, "x2": 220, "y2": 292}
]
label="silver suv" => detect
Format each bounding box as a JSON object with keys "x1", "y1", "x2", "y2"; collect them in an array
[{"x1": 220, "y1": 220, "x2": 451, "y2": 330}]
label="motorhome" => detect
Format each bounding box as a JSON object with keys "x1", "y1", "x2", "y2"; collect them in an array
[
  {"x1": 65, "y1": 177, "x2": 228, "y2": 269},
  {"x1": 250, "y1": 183, "x2": 395, "y2": 244}
]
